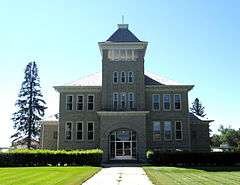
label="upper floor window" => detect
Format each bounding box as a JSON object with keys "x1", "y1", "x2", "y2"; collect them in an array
[
  {"x1": 108, "y1": 49, "x2": 137, "y2": 61},
  {"x1": 120, "y1": 92, "x2": 126, "y2": 109},
  {"x1": 66, "y1": 95, "x2": 73, "y2": 111},
  {"x1": 128, "y1": 71, "x2": 134, "y2": 83},
  {"x1": 174, "y1": 94, "x2": 181, "y2": 110},
  {"x1": 175, "y1": 121, "x2": 183, "y2": 140},
  {"x1": 113, "y1": 71, "x2": 118, "y2": 84},
  {"x1": 164, "y1": 121, "x2": 172, "y2": 140},
  {"x1": 87, "y1": 95, "x2": 94, "y2": 111},
  {"x1": 76, "y1": 122, "x2": 83, "y2": 141},
  {"x1": 87, "y1": 122, "x2": 94, "y2": 141},
  {"x1": 152, "y1": 94, "x2": 160, "y2": 110},
  {"x1": 163, "y1": 94, "x2": 171, "y2": 111},
  {"x1": 153, "y1": 121, "x2": 161, "y2": 141},
  {"x1": 121, "y1": 71, "x2": 126, "y2": 83},
  {"x1": 128, "y1": 92, "x2": 135, "y2": 109},
  {"x1": 76, "y1": 95, "x2": 84, "y2": 111},
  {"x1": 113, "y1": 92, "x2": 118, "y2": 110},
  {"x1": 65, "y1": 122, "x2": 72, "y2": 140}
]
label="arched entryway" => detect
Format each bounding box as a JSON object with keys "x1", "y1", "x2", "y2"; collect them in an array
[{"x1": 109, "y1": 129, "x2": 137, "y2": 160}]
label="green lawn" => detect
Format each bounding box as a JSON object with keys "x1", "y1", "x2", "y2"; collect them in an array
[
  {"x1": 0, "y1": 166, "x2": 101, "y2": 185},
  {"x1": 144, "y1": 166, "x2": 240, "y2": 185}
]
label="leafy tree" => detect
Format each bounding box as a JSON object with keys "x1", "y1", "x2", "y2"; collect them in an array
[
  {"x1": 218, "y1": 125, "x2": 240, "y2": 147},
  {"x1": 210, "y1": 134, "x2": 221, "y2": 147},
  {"x1": 190, "y1": 98, "x2": 206, "y2": 117},
  {"x1": 12, "y1": 62, "x2": 47, "y2": 149}
]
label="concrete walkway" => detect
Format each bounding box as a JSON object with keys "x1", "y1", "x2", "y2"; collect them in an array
[{"x1": 83, "y1": 166, "x2": 153, "y2": 185}]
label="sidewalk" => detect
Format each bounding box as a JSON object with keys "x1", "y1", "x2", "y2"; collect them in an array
[{"x1": 83, "y1": 166, "x2": 153, "y2": 185}]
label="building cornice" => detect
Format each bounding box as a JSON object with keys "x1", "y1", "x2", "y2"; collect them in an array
[
  {"x1": 145, "y1": 85, "x2": 194, "y2": 92},
  {"x1": 54, "y1": 86, "x2": 101, "y2": 93},
  {"x1": 97, "y1": 111, "x2": 149, "y2": 116}
]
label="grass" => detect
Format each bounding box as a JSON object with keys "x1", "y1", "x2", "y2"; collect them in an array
[
  {"x1": 0, "y1": 166, "x2": 101, "y2": 185},
  {"x1": 144, "y1": 166, "x2": 240, "y2": 185}
]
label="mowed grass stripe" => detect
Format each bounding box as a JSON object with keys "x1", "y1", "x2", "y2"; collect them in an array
[
  {"x1": 2, "y1": 171, "x2": 46, "y2": 185},
  {"x1": 144, "y1": 167, "x2": 240, "y2": 185},
  {"x1": 0, "y1": 167, "x2": 101, "y2": 185}
]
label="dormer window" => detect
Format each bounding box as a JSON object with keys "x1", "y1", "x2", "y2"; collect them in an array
[{"x1": 108, "y1": 49, "x2": 137, "y2": 61}]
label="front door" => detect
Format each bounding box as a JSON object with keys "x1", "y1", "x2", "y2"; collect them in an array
[{"x1": 109, "y1": 129, "x2": 136, "y2": 160}]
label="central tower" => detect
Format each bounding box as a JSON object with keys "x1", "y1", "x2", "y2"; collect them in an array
[{"x1": 99, "y1": 24, "x2": 148, "y2": 111}]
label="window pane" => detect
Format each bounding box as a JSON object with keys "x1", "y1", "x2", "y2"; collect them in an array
[
  {"x1": 153, "y1": 121, "x2": 160, "y2": 132},
  {"x1": 164, "y1": 121, "x2": 172, "y2": 140}
]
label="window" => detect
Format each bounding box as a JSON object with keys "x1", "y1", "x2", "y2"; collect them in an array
[
  {"x1": 65, "y1": 122, "x2": 72, "y2": 140},
  {"x1": 87, "y1": 95, "x2": 94, "y2": 111},
  {"x1": 121, "y1": 71, "x2": 126, "y2": 83},
  {"x1": 113, "y1": 71, "x2": 118, "y2": 84},
  {"x1": 163, "y1": 94, "x2": 171, "y2": 111},
  {"x1": 175, "y1": 121, "x2": 183, "y2": 140},
  {"x1": 128, "y1": 92, "x2": 135, "y2": 109},
  {"x1": 153, "y1": 121, "x2": 161, "y2": 141},
  {"x1": 87, "y1": 122, "x2": 94, "y2": 140},
  {"x1": 66, "y1": 95, "x2": 73, "y2": 110},
  {"x1": 164, "y1": 121, "x2": 172, "y2": 140},
  {"x1": 152, "y1": 94, "x2": 160, "y2": 110},
  {"x1": 174, "y1": 94, "x2": 181, "y2": 110},
  {"x1": 120, "y1": 92, "x2": 126, "y2": 109},
  {"x1": 113, "y1": 92, "x2": 118, "y2": 110},
  {"x1": 128, "y1": 71, "x2": 134, "y2": 83},
  {"x1": 108, "y1": 49, "x2": 137, "y2": 61},
  {"x1": 53, "y1": 131, "x2": 58, "y2": 139},
  {"x1": 76, "y1": 95, "x2": 84, "y2": 111},
  {"x1": 76, "y1": 122, "x2": 83, "y2": 141}
]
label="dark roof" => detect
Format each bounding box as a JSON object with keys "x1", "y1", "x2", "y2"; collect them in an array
[
  {"x1": 107, "y1": 27, "x2": 141, "y2": 42},
  {"x1": 144, "y1": 75, "x2": 163, "y2": 85}
]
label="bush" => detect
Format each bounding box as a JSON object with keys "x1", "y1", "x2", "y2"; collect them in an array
[
  {"x1": 147, "y1": 151, "x2": 240, "y2": 166},
  {"x1": 0, "y1": 149, "x2": 103, "y2": 167}
]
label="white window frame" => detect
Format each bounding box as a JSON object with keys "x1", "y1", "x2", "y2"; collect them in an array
[
  {"x1": 76, "y1": 121, "x2": 83, "y2": 141},
  {"x1": 164, "y1": 121, "x2": 172, "y2": 141},
  {"x1": 87, "y1": 121, "x2": 94, "y2": 141},
  {"x1": 113, "y1": 92, "x2": 118, "y2": 110},
  {"x1": 163, "y1": 94, "x2": 171, "y2": 111},
  {"x1": 76, "y1": 94, "x2": 84, "y2": 111},
  {"x1": 113, "y1": 71, "x2": 118, "y2": 84},
  {"x1": 174, "y1": 94, "x2": 182, "y2": 111},
  {"x1": 152, "y1": 94, "x2": 160, "y2": 111},
  {"x1": 128, "y1": 71, "x2": 134, "y2": 84},
  {"x1": 120, "y1": 92, "x2": 127, "y2": 109},
  {"x1": 175, "y1": 121, "x2": 183, "y2": 140},
  {"x1": 65, "y1": 121, "x2": 73, "y2": 141},
  {"x1": 65, "y1": 95, "x2": 74, "y2": 111},
  {"x1": 153, "y1": 121, "x2": 161, "y2": 141},
  {"x1": 120, "y1": 71, "x2": 126, "y2": 83},
  {"x1": 128, "y1": 92, "x2": 135, "y2": 109},
  {"x1": 87, "y1": 94, "x2": 95, "y2": 111}
]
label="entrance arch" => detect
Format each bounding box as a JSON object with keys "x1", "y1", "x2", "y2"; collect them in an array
[{"x1": 109, "y1": 129, "x2": 137, "y2": 160}]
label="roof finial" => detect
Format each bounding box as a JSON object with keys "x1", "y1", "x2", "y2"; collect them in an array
[{"x1": 122, "y1": 15, "x2": 124, "y2": 24}]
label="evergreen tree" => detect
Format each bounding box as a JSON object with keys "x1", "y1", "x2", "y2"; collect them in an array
[
  {"x1": 190, "y1": 98, "x2": 206, "y2": 117},
  {"x1": 12, "y1": 62, "x2": 47, "y2": 149}
]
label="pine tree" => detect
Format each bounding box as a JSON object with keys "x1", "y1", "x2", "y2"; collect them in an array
[
  {"x1": 190, "y1": 98, "x2": 206, "y2": 117},
  {"x1": 12, "y1": 62, "x2": 47, "y2": 149}
]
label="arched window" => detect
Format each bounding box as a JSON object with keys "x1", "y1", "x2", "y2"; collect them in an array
[
  {"x1": 113, "y1": 71, "x2": 118, "y2": 84},
  {"x1": 121, "y1": 71, "x2": 126, "y2": 83},
  {"x1": 128, "y1": 71, "x2": 134, "y2": 83}
]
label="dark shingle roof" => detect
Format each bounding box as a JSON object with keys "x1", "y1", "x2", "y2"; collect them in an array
[{"x1": 107, "y1": 27, "x2": 141, "y2": 42}]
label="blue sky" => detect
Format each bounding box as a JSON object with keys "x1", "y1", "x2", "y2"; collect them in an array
[{"x1": 0, "y1": 0, "x2": 239, "y2": 147}]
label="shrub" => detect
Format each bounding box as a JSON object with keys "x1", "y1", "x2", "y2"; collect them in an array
[
  {"x1": 147, "y1": 151, "x2": 240, "y2": 166},
  {"x1": 0, "y1": 149, "x2": 103, "y2": 167}
]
